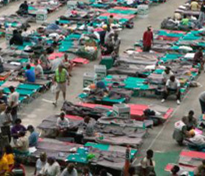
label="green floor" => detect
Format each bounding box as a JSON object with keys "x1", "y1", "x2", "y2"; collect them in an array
[{"x1": 154, "y1": 150, "x2": 181, "y2": 175}]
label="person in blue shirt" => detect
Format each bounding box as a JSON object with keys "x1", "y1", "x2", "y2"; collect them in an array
[
  {"x1": 25, "y1": 64, "x2": 35, "y2": 83},
  {"x1": 27, "y1": 125, "x2": 39, "y2": 147}
]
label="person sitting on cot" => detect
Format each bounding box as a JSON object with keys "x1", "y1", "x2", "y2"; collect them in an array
[
  {"x1": 56, "y1": 111, "x2": 70, "y2": 137},
  {"x1": 161, "y1": 75, "x2": 181, "y2": 105}
]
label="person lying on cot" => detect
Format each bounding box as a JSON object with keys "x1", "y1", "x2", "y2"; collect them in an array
[
  {"x1": 189, "y1": 130, "x2": 205, "y2": 146},
  {"x1": 56, "y1": 111, "x2": 70, "y2": 137}
]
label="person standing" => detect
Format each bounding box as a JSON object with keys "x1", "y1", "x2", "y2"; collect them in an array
[
  {"x1": 143, "y1": 26, "x2": 153, "y2": 52},
  {"x1": 198, "y1": 1, "x2": 205, "y2": 28},
  {"x1": 53, "y1": 65, "x2": 70, "y2": 107},
  {"x1": 0, "y1": 107, "x2": 12, "y2": 142},
  {"x1": 8, "y1": 86, "x2": 19, "y2": 122},
  {"x1": 199, "y1": 91, "x2": 205, "y2": 114}
]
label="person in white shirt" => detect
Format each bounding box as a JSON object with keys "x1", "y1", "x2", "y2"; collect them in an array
[
  {"x1": 162, "y1": 67, "x2": 173, "y2": 83},
  {"x1": 161, "y1": 75, "x2": 181, "y2": 105},
  {"x1": 56, "y1": 111, "x2": 70, "y2": 136},
  {"x1": 140, "y1": 150, "x2": 156, "y2": 176},
  {"x1": 8, "y1": 86, "x2": 19, "y2": 122},
  {"x1": 34, "y1": 152, "x2": 47, "y2": 176},
  {"x1": 40, "y1": 157, "x2": 61, "y2": 176},
  {"x1": 34, "y1": 60, "x2": 44, "y2": 79},
  {"x1": 60, "y1": 163, "x2": 78, "y2": 176}
]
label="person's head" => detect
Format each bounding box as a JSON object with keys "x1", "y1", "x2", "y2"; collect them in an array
[
  {"x1": 184, "y1": 15, "x2": 187, "y2": 19},
  {"x1": 15, "y1": 118, "x2": 22, "y2": 126},
  {"x1": 9, "y1": 86, "x2": 15, "y2": 93},
  {"x1": 47, "y1": 157, "x2": 55, "y2": 165},
  {"x1": 171, "y1": 165, "x2": 180, "y2": 175},
  {"x1": 100, "y1": 169, "x2": 108, "y2": 176},
  {"x1": 60, "y1": 111, "x2": 65, "y2": 120},
  {"x1": 27, "y1": 125, "x2": 34, "y2": 133},
  {"x1": 128, "y1": 166, "x2": 135, "y2": 176},
  {"x1": 40, "y1": 152, "x2": 47, "y2": 162},
  {"x1": 110, "y1": 15, "x2": 113, "y2": 19},
  {"x1": 5, "y1": 145, "x2": 13, "y2": 154},
  {"x1": 24, "y1": 1, "x2": 27, "y2": 4},
  {"x1": 147, "y1": 26, "x2": 152, "y2": 31},
  {"x1": 64, "y1": 53, "x2": 68, "y2": 60},
  {"x1": 24, "y1": 28, "x2": 27, "y2": 32},
  {"x1": 165, "y1": 67, "x2": 171, "y2": 74},
  {"x1": 146, "y1": 149, "x2": 154, "y2": 159},
  {"x1": 83, "y1": 167, "x2": 90, "y2": 174},
  {"x1": 19, "y1": 130, "x2": 26, "y2": 137},
  {"x1": 67, "y1": 163, "x2": 75, "y2": 174},
  {"x1": 55, "y1": 21, "x2": 59, "y2": 25},
  {"x1": 26, "y1": 64, "x2": 31, "y2": 70},
  {"x1": 13, "y1": 30, "x2": 18, "y2": 35},
  {"x1": 84, "y1": 117, "x2": 90, "y2": 124},
  {"x1": 188, "y1": 110, "x2": 194, "y2": 119},
  {"x1": 170, "y1": 75, "x2": 175, "y2": 82}
]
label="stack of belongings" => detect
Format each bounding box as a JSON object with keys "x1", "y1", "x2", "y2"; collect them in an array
[
  {"x1": 80, "y1": 102, "x2": 173, "y2": 126},
  {"x1": 79, "y1": 81, "x2": 133, "y2": 104},
  {"x1": 109, "y1": 51, "x2": 163, "y2": 77}
]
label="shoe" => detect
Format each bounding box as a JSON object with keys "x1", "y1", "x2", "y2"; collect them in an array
[
  {"x1": 52, "y1": 102, "x2": 57, "y2": 107},
  {"x1": 161, "y1": 99, "x2": 165, "y2": 103},
  {"x1": 177, "y1": 100, "x2": 180, "y2": 105}
]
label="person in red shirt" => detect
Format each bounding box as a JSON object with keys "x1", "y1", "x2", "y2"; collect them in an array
[{"x1": 143, "y1": 26, "x2": 153, "y2": 52}]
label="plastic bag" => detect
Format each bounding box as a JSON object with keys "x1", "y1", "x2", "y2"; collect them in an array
[{"x1": 51, "y1": 83, "x2": 58, "y2": 94}]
